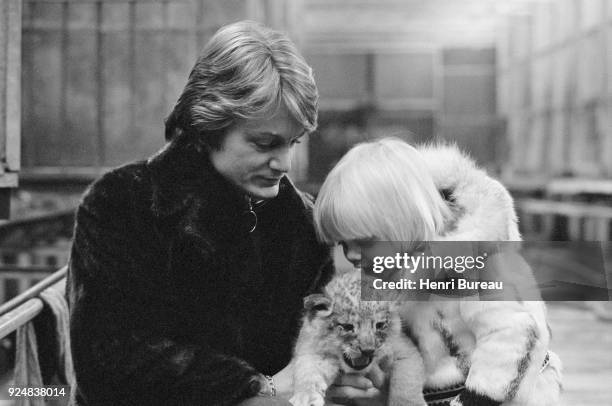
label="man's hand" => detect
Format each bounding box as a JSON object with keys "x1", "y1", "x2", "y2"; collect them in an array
[
  {"x1": 273, "y1": 361, "x2": 296, "y2": 400},
  {"x1": 325, "y1": 364, "x2": 387, "y2": 406}
]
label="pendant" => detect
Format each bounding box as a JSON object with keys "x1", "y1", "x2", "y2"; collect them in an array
[
  {"x1": 245, "y1": 196, "x2": 257, "y2": 233},
  {"x1": 246, "y1": 209, "x2": 257, "y2": 233}
]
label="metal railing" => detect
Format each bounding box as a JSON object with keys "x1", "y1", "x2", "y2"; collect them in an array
[{"x1": 0, "y1": 266, "x2": 67, "y2": 339}]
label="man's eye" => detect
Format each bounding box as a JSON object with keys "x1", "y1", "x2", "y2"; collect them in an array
[{"x1": 254, "y1": 140, "x2": 274, "y2": 149}]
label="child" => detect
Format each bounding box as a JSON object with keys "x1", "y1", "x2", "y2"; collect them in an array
[{"x1": 313, "y1": 138, "x2": 562, "y2": 406}]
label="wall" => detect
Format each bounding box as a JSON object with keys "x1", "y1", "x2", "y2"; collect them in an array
[
  {"x1": 19, "y1": 0, "x2": 307, "y2": 183},
  {"x1": 498, "y1": 0, "x2": 612, "y2": 181},
  {"x1": 0, "y1": 0, "x2": 21, "y2": 218},
  {"x1": 300, "y1": 0, "x2": 504, "y2": 182}
]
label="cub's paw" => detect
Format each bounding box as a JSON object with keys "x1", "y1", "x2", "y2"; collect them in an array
[
  {"x1": 289, "y1": 391, "x2": 325, "y2": 406},
  {"x1": 449, "y1": 396, "x2": 463, "y2": 406}
]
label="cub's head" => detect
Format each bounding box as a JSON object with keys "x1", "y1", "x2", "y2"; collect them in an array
[{"x1": 304, "y1": 272, "x2": 400, "y2": 373}]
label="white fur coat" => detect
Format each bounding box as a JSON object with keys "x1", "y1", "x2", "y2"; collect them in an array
[
  {"x1": 399, "y1": 145, "x2": 562, "y2": 406},
  {"x1": 419, "y1": 144, "x2": 521, "y2": 242}
]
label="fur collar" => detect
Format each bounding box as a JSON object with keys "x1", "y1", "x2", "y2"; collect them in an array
[
  {"x1": 418, "y1": 144, "x2": 521, "y2": 241},
  {"x1": 145, "y1": 134, "x2": 249, "y2": 219},
  {"x1": 144, "y1": 134, "x2": 313, "y2": 242}
]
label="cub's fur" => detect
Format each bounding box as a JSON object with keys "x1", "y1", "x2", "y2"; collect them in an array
[{"x1": 290, "y1": 272, "x2": 426, "y2": 406}]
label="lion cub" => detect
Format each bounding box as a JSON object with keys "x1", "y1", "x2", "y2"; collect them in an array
[{"x1": 290, "y1": 272, "x2": 426, "y2": 406}]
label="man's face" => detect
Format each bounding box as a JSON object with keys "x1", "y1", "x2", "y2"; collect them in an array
[{"x1": 209, "y1": 105, "x2": 305, "y2": 200}]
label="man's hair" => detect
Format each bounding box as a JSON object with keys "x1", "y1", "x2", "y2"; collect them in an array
[
  {"x1": 165, "y1": 20, "x2": 318, "y2": 148},
  {"x1": 313, "y1": 138, "x2": 453, "y2": 249}
]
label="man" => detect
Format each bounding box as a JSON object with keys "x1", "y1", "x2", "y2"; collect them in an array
[{"x1": 68, "y1": 21, "x2": 333, "y2": 406}]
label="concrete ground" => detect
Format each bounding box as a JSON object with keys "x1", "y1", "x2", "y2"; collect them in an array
[{"x1": 548, "y1": 302, "x2": 612, "y2": 405}]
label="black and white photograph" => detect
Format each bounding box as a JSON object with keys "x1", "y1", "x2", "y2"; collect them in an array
[{"x1": 0, "y1": 0, "x2": 611, "y2": 405}]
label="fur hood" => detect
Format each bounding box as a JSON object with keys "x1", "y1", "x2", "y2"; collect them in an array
[{"x1": 417, "y1": 144, "x2": 521, "y2": 242}]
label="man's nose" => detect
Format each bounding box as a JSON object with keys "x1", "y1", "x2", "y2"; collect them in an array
[{"x1": 269, "y1": 148, "x2": 291, "y2": 173}]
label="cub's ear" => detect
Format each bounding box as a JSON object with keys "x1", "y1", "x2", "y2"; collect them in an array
[{"x1": 303, "y1": 294, "x2": 332, "y2": 318}]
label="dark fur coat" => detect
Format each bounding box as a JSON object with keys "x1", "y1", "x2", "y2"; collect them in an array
[{"x1": 67, "y1": 137, "x2": 334, "y2": 406}]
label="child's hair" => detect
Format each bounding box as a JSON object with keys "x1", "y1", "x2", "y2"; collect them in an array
[{"x1": 314, "y1": 138, "x2": 452, "y2": 248}]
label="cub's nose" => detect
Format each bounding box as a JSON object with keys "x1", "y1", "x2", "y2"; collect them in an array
[{"x1": 359, "y1": 348, "x2": 375, "y2": 358}]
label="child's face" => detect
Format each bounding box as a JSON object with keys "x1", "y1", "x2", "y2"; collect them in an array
[
  {"x1": 340, "y1": 240, "x2": 429, "y2": 273},
  {"x1": 339, "y1": 238, "x2": 377, "y2": 270}
]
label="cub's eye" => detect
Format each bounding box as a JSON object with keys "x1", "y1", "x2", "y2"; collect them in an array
[
  {"x1": 338, "y1": 323, "x2": 355, "y2": 332},
  {"x1": 375, "y1": 322, "x2": 388, "y2": 330}
]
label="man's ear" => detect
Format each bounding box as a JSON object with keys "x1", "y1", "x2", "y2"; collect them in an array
[{"x1": 303, "y1": 293, "x2": 332, "y2": 318}]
